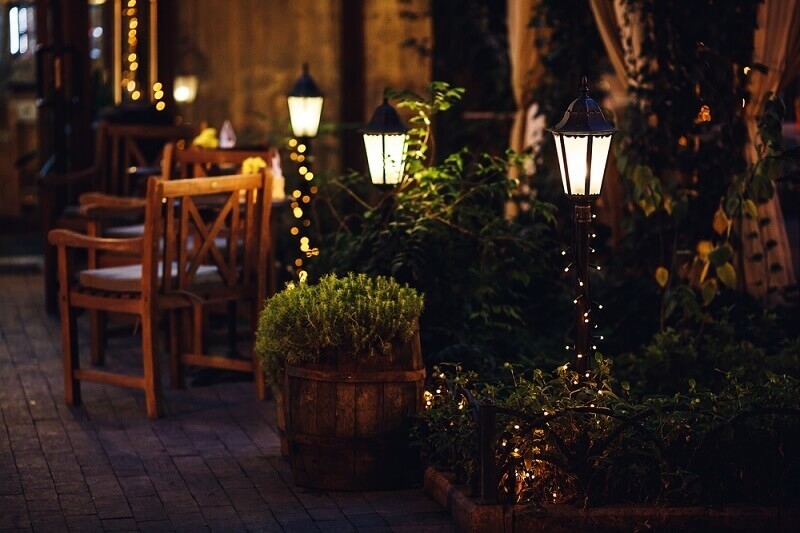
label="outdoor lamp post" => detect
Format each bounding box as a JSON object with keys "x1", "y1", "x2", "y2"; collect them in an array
[
  {"x1": 286, "y1": 63, "x2": 324, "y2": 279},
  {"x1": 362, "y1": 98, "x2": 408, "y2": 188},
  {"x1": 548, "y1": 76, "x2": 616, "y2": 376},
  {"x1": 287, "y1": 63, "x2": 324, "y2": 139}
]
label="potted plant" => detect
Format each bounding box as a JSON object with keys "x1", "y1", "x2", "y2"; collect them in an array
[{"x1": 255, "y1": 272, "x2": 425, "y2": 490}]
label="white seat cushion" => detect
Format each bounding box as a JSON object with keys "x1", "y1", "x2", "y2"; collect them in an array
[
  {"x1": 104, "y1": 223, "x2": 146, "y2": 238},
  {"x1": 79, "y1": 262, "x2": 223, "y2": 293}
]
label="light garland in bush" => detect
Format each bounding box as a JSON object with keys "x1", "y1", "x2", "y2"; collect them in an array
[{"x1": 287, "y1": 136, "x2": 319, "y2": 280}]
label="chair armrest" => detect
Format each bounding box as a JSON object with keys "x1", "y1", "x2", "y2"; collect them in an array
[
  {"x1": 47, "y1": 228, "x2": 145, "y2": 255},
  {"x1": 38, "y1": 165, "x2": 99, "y2": 188},
  {"x1": 79, "y1": 198, "x2": 147, "y2": 220},
  {"x1": 79, "y1": 192, "x2": 147, "y2": 208}
]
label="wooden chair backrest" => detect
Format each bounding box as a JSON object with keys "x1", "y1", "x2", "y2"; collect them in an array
[
  {"x1": 141, "y1": 171, "x2": 274, "y2": 308},
  {"x1": 161, "y1": 142, "x2": 279, "y2": 179},
  {"x1": 94, "y1": 121, "x2": 196, "y2": 196}
]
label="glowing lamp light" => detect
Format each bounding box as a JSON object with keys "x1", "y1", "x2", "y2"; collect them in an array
[
  {"x1": 287, "y1": 63, "x2": 324, "y2": 138},
  {"x1": 362, "y1": 98, "x2": 408, "y2": 187},
  {"x1": 173, "y1": 75, "x2": 198, "y2": 104},
  {"x1": 547, "y1": 76, "x2": 617, "y2": 377},
  {"x1": 548, "y1": 76, "x2": 616, "y2": 199}
]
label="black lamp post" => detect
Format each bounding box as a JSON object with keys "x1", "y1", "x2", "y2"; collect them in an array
[
  {"x1": 286, "y1": 64, "x2": 324, "y2": 278},
  {"x1": 548, "y1": 76, "x2": 616, "y2": 376},
  {"x1": 362, "y1": 98, "x2": 408, "y2": 188}
]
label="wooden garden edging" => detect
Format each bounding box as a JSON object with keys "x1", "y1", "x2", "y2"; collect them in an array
[{"x1": 424, "y1": 467, "x2": 800, "y2": 533}]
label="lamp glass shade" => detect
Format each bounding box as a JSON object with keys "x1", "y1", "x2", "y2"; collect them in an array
[
  {"x1": 553, "y1": 133, "x2": 613, "y2": 196},
  {"x1": 287, "y1": 95, "x2": 323, "y2": 138},
  {"x1": 173, "y1": 75, "x2": 198, "y2": 104},
  {"x1": 548, "y1": 77, "x2": 616, "y2": 198},
  {"x1": 363, "y1": 132, "x2": 407, "y2": 186}
]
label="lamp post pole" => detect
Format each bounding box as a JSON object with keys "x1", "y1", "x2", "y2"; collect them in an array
[
  {"x1": 573, "y1": 202, "x2": 592, "y2": 375},
  {"x1": 548, "y1": 77, "x2": 616, "y2": 377},
  {"x1": 287, "y1": 64, "x2": 324, "y2": 279}
]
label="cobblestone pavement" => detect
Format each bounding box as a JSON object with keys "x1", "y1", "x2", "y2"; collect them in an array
[{"x1": 0, "y1": 269, "x2": 455, "y2": 532}]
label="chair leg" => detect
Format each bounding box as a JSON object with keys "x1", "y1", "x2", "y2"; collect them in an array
[
  {"x1": 192, "y1": 303, "x2": 205, "y2": 355},
  {"x1": 140, "y1": 313, "x2": 164, "y2": 419},
  {"x1": 89, "y1": 310, "x2": 107, "y2": 365},
  {"x1": 59, "y1": 295, "x2": 81, "y2": 407}
]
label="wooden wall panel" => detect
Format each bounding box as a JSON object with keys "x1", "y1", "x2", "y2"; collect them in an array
[{"x1": 175, "y1": 0, "x2": 431, "y2": 175}]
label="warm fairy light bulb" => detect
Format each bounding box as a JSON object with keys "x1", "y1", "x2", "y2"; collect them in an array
[
  {"x1": 598, "y1": 304, "x2": 603, "y2": 309},
  {"x1": 577, "y1": 353, "x2": 583, "y2": 358},
  {"x1": 561, "y1": 250, "x2": 567, "y2": 256}
]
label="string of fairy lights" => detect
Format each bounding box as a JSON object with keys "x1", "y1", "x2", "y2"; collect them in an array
[
  {"x1": 561, "y1": 210, "x2": 605, "y2": 380},
  {"x1": 119, "y1": 0, "x2": 166, "y2": 110},
  {"x1": 287, "y1": 137, "x2": 319, "y2": 281}
]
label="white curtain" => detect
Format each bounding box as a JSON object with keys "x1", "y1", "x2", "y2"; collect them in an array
[
  {"x1": 741, "y1": 0, "x2": 800, "y2": 301},
  {"x1": 505, "y1": 0, "x2": 546, "y2": 217},
  {"x1": 591, "y1": 0, "x2": 799, "y2": 298},
  {"x1": 507, "y1": 0, "x2": 544, "y2": 158}
]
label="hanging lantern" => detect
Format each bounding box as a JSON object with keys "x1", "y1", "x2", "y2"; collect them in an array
[
  {"x1": 287, "y1": 63, "x2": 324, "y2": 138},
  {"x1": 548, "y1": 77, "x2": 616, "y2": 199},
  {"x1": 362, "y1": 98, "x2": 408, "y2": 187}
]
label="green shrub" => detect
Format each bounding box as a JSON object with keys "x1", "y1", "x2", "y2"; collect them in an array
[
  {"x1": 255, "y1": 272, "x2": 424, "y2": 392},
  {"x1": 414, "y1": 357, "x2": 800, "y2": 508}
]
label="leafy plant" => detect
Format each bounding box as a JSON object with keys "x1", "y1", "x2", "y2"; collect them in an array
[
  {"x1": 309, "y1": 82, "x2": 566, "y2": 375},
  {"x1": 255, "y1": 272, "x2": 424, "y2": 392},
  {"x1": 414, "y1": 357, "x2": 800, "y2": 508}
]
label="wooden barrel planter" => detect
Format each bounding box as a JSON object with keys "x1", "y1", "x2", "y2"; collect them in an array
[{"x1": 282, "y1": 329, "x2": 425, "y2": 491}]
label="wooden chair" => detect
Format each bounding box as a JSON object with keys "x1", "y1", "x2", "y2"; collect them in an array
[
  {"x1": 89, "y1": 141, "x2": 279, "y2": 240},
  {"x1": 48, "y1": 170, "x2": 273, "y2": 418},
  {"x1": 39, "y1": 120, "x2": 196, "y2": 314},
  {"x1": 81, "y1": 142, "x2": 281, "y2": 394}
]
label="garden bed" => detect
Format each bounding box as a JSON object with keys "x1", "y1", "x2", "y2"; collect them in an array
[{"x1": 423, "y1": 467, "x2": 800, "y2": 532}]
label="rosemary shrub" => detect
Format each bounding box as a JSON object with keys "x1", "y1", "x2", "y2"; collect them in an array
[{"x1": 255, "y1": 273, "x2": 424, "y2": 391}]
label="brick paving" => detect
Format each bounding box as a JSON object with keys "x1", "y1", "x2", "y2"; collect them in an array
[{"x1": 0, "y1": 268, "x2": 455, "y2": 532}]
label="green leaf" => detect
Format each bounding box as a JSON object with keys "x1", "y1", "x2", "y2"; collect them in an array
[
  {"x1": 655, "y1": 266, "x2": 669, "y2": 288},
  {"x1": 708, "y1": 244, "x2": 732, "y2": 267},
  {"x1": 700, "y1": 278, "x2": 717, "y2": 305},
  {"x1": 716, "y1": 262, "x2": 737, "y2": 289},
  {"x1": 744, "y1": 199, "x2": 758, "y2": 219}
]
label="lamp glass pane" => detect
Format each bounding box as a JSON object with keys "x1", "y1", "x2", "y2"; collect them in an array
[
  {"x1": 563, "y1": 135, "x2": 590, "y2": 195},
  {"x1": 287, "y1": 96, "x2": 323, "y2": 137},
  {"x1": 553, "y1": 135, "x2": 569, "y2": 194},
  {"x1": 589, "y1": 135, "x2": 613, "y2": 195},
  {"x1": 174, "y1": 75, "x2": 198, "y2": 103},
  {"x1": 363, "y1": 133, "x2": 407, "y2": 185}
]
